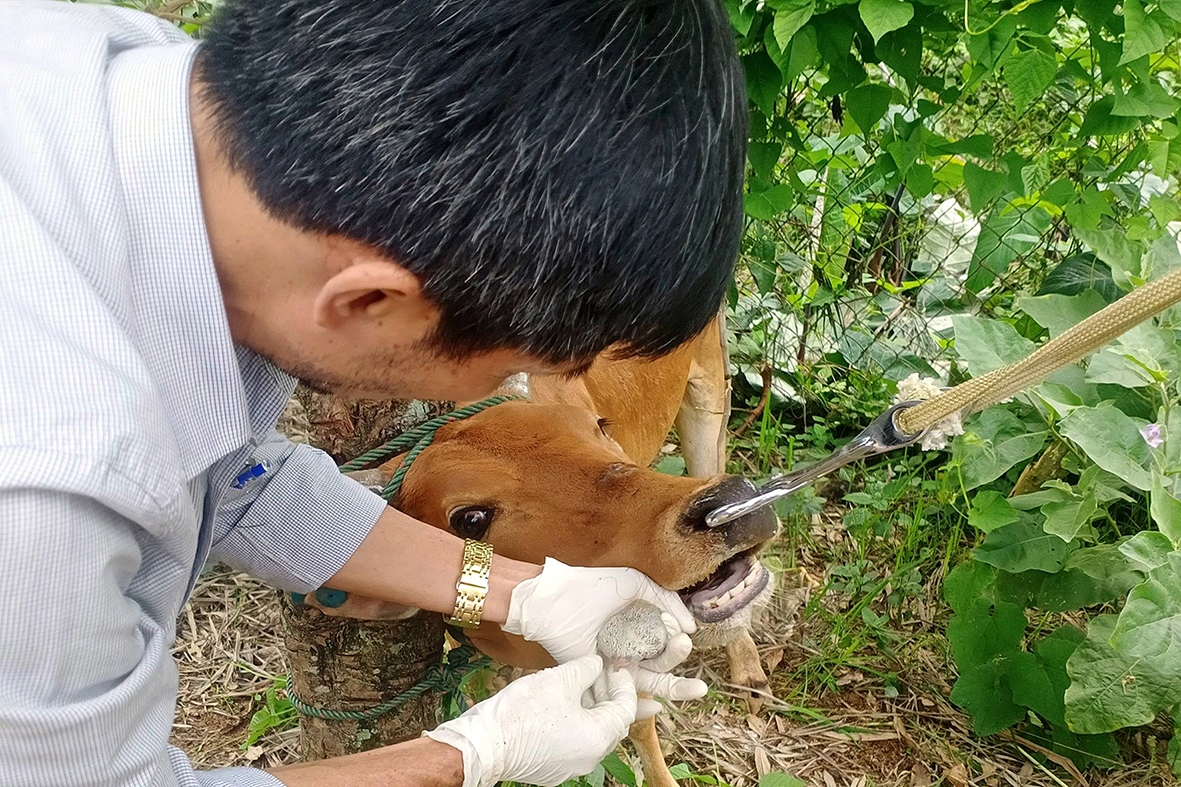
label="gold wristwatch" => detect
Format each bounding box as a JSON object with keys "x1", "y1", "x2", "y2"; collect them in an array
[{"x1": 447, "y1": 539, "x2": 494, "y2": 628}]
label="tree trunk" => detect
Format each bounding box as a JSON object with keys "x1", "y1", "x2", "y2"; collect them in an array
[
  {"x1": 277, "y1": 390, "x2": 451, "y2": 760},
  {"x1": 282, "y1": 603, "x2": 446, "y2": 758}
]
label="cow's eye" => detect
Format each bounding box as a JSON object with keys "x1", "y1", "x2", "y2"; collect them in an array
[{"x1": 449, "y1": 506, "x2": 495, "y2": 539}]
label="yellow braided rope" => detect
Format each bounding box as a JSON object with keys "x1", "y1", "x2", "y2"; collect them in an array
[{"x1": 895, "y1": 267, "x2": 1181, "y2": 436}]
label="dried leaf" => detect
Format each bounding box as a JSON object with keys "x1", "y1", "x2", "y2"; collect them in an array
[
  {"x1": 945, "y1": 763, "x2": 970, "y2": 787},
  {"x1": 754, "y1": 746, "x2": 772, "y2": 778}
]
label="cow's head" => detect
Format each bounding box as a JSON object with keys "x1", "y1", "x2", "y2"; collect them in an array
[{"x1": 387, "y1": 400, "x2": 779, "y2": 638}]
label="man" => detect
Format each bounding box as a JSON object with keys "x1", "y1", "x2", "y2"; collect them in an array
[{"x1": 0, "y1": 0, "x2": 747, "y2": 785}]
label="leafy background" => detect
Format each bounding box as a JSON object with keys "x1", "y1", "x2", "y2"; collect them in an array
[{"x1": 721, "y1": 0, "x2": 1181, "y2": 778}]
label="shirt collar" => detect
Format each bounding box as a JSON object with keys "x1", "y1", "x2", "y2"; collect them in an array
[{"x1": 107, "y1": 42, "x2": 254, "y2": 478}]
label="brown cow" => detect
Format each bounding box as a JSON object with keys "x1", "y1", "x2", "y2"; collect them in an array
[{"x1": 317, "y1": 315, "x2": 786, "y2": 787}]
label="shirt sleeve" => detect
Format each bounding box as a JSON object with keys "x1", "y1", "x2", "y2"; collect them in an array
[
  {"x1": 209, "y1": 430, "x2": 387, "y2": 593},
  {"x1": 0, "y1": 486, "x2": 287, "y2": 787}
]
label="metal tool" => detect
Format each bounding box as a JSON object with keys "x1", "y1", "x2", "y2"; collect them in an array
[{"x1": 705, "y1": 401, "x2": 927, "y2": 528}]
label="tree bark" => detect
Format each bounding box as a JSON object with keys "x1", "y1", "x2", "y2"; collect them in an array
[
  {"x1": 282, "y1": 602, "x2": 446, "y2": 758},
  {"x1": 277, "y1": 390, "x2": 451, "y2": 760}
]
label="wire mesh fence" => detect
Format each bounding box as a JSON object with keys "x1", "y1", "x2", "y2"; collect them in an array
[{"x1": 727, "y1": 9, "x2": 1180, "y2": 443}]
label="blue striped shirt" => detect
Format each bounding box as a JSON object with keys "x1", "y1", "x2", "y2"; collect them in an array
[{"x1": 0, "y1": 3, "x2": 387, "y2": 784}]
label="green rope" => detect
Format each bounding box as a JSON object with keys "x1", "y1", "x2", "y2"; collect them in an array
[
  {"x1": 287, "y1": 394, "x2": 519, "y2": 723},
  {"x1": 339, "y1": 395, "x2": 521, "y2": 502},
  {"x1": 286, "y1": 642, "x2": 490, "y2": 722}
]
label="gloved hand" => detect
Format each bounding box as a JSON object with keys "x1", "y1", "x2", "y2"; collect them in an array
[
  {"x1": 425, "y1": 654, "x2": 636, "y2": 787},
  {"x1": 632, "y1": 627, "x2": 708, "y2": 719},
  {"x1": 503, "y1": 558, "x2": 697, "y2": 665}
]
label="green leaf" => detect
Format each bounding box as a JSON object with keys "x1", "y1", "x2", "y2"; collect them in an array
[
  {"x1": 724, "y1": 0, "x2": 756, "y2": 36},
  {"x1": 781, "y1": 24, "x2": 819, "y2": 82},
  {"x1": 1033, "y1": 383, "x2": 1087, "y2": 419},
  {"x1": 1079, "y1": 96, "x2": 1143, "y2": 137},
  {"x1": 1006, "y1": 650, "x2": 1060, "y2": 723},
  {"x1": 965, "y1": 15, "x2": 1017, "y2": 80},
  {"x1": 975, "y1": 520, "x2": 1077, "y2": 573},
  {"x1": 1026, "y1": 626, "x2": 1086, "y2": 728},
  {"x1": 950, "y1": 662, "x2": 1027, "y2": 735},
  {"x1": 1065, "y1": 615, "x2": 1181, "y2": 733},
  {"x1": 1111, "y1": 552, "x2": 1181, "y2": 665},
  {"x1": 1113, "y1": 81, "x2": 1180, "y2": 119},
  {"x1": 655, "y1": 455, "x2": 687, "y2": 476},
  {"x1": 743, "y1": 52, "x2": 782, "y2": 118},
  {"x1": 1085, "y1": 349, "x2": 1157, "y2": 388},
  {"x1": 1152, "y1": 472, "x2": 1181, "y2": 542},
  {"x1": 858, "y1": 0, "x2": 913, "y2": 43},
  {"x1": 969, "y1": 491, "x2": 1021, "y2": 533},
  {"x1": 954, "y1": 409, "x2": 1049, "y2": 489},
  {"x1": 966, "y1": 207, "x2": 1051, "y2": 293},
  {"x1": 874, "y1": 23, "x2": 922, "y2": 85},
  {"x1": 1011, "y1": 484, "x2": 1075, "y2": 510},
  {"x1": 1017, "y1": 290, "x2": 1107, "y2": 338},
  {"x1": 1060, "y1": 404, "x2": 1153, "y2": 491},
  {"x1": 600, "y1": 752, "x2": 637, "y2": 787},
  {"x1": 771, "y1": 0, "x2": 816, "y2": 49},
  {"x1": 749, "y1": 142, "x2": 783, "y2": 181},
  {"x1": 744, "y1": 184, "x2": 796, "y2": 220},
  {"x1": 845, "y1": 83, "x2": 894, "y2": 134},
  {"x1": 949, "y1": 600, "x2": 1027, "y2": 667},
  {"x1": 1065, "y1": 188, "x2": 1115, "y2": 232},
  {"x1": 1038, "y1": 545, "x2": 1144, "y2": 612},
  {"x1": 1004, "y1": 48, "x2": 1058, "y2": 112},
  {"x1": 1042, "y1": 489, "x2": 1098, "y2": 542},
  {"x1": 1150, "y1": 195, "x2": 1181, "y2": 227},
  {"x1": 1120, "y1": 0, "x2": 1171, "y2": 66},
  {"x1": 1036, "y1": 255, "x2": 1120, "y2": 302},
  {"x1": 906, "y1": 163, "x2": 934, "y2": 199},
  {"x1": 951, "y1": 315, "x2": 1036, "y2": 375},
  {"x1": 759, "y1": 774, "x2": 807, "y2": 787},
  {"x1": 944, "y1": 560, "x2": 1001, "y2": 614},
  {"x1": 1119, "y1": 531, "x2": 1176, "y2": 573},
  {"x1": 1162, "y1": 0, "x2": 1181, "y2": 21},
  {"x1": 963, "y1": 162, "x2": 1009, "y2": 211}
]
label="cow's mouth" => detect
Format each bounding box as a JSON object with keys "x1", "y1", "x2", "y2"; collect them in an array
[{"x1": 678, "y1": 550, "x2": 770, "y2": 623}]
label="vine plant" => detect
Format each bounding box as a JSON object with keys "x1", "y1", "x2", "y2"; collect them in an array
[{"x1": 724, "y1": 0, "x2": 1181, "y2": 773}]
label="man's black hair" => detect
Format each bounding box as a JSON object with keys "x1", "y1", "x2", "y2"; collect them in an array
[{"x1": 197, "y1": 0, "x2": 747, "y2": 364}]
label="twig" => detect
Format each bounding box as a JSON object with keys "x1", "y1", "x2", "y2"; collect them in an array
[{"x1": 735, "y1": 366, "x2": 773, "y2": 438}]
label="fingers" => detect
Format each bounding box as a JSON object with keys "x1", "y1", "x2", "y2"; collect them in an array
[
  {"x1": 635, "y1": 698, "x2": 663, "y2": 720},
  {"x1": 635, "y1": 670, "x2": 708, "y2": 702},
  {"x1": 640, "y1": 583, "x2": 697, "y2": 634},
  {"x1": 639, "y1": 631, "x2": 692, "y2": 673},
  {"x1": 561, "y1": 654, "x2": 607, "y2": 691},
  {"x1": 584, "y1": 665, "x2": 638, "y2": 735},
  {"x1": 583, "y1": 669, "x2": 610, "y2": 709}
]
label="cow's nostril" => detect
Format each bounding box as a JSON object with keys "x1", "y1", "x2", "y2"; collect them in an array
[{"x1": 683, "y1": 476, "x2": 771, "y2": 534}]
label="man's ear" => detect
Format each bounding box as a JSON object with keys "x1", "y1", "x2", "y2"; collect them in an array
[{"x1": 313, "y1": 260, "x2": 436, "y2": 333}]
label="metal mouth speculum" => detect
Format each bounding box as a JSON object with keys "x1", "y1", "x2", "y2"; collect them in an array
[{"x1": 704, "y1": 401, "x2": 927, "y2": 529}]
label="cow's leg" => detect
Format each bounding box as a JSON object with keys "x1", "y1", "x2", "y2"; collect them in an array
[
  {"x1": 675, "y1": 310, "x2": 730, "y2": 478},
  {"x1": 725, "y1": 631, "x2": 769, "y2": 714},
  {"x1": 628, "y1": 712, "x2": 679, "y2": 787},
  {"x1": 675, "y1": 312, "x2": 774, "y2": 713}
]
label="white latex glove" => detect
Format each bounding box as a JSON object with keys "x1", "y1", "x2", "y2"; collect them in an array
[
  {"x1": 425, "y1": 654, "x2": 636, "y2": 787},
  {"x1": 633, "y1": 626, "x2": 708, "y2": 719},
  {"x1": 504, "y1": 558, "x2": 697, "y2": 664}
]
